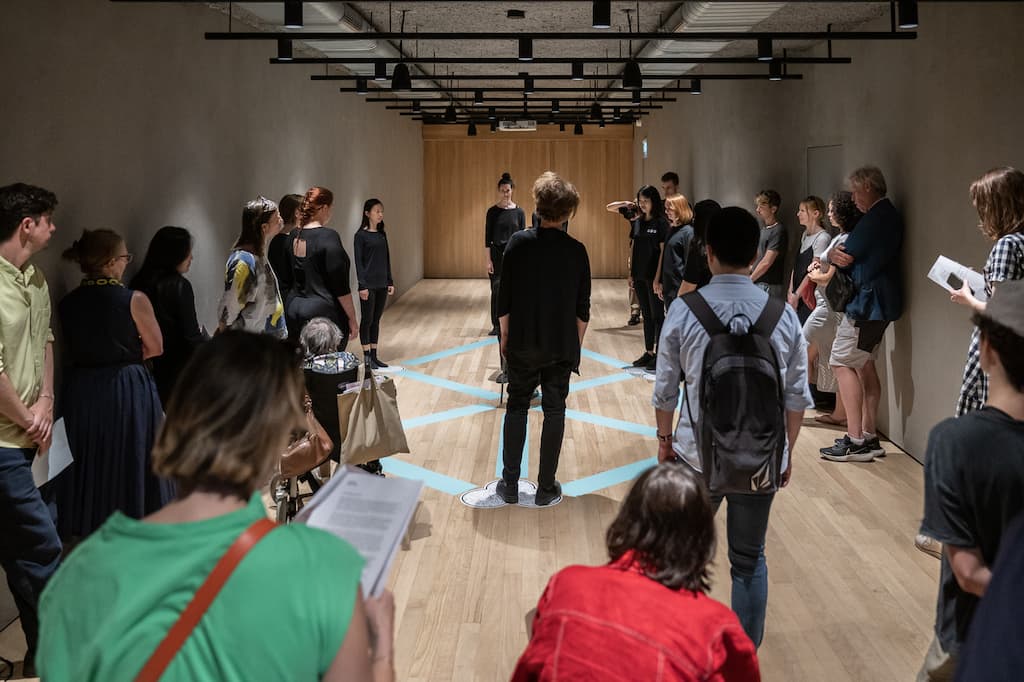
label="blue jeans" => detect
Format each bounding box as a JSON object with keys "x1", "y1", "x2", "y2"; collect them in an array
[
  {"x1": 711, "y1": 491, "x2": 775, "y2": 647},
  {"x1": 0, "y1": 447, "x2": 62, "y2": 657}
]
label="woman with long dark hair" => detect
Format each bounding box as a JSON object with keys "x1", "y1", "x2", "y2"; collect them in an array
[
  {"x1": 279, "y1": 186, "x2": 360, "y2": 348},
  {"x1": 354, "y1": 199, "x2": 395, "y2": 369},
  {"x1": 485, "y1": 172, "x2": 526, "y2": 336},
  {"x1": 130, "y1": 226, "x2": 207, "y2": 403},
  {"x1": 607, "y1": 185, "x2": 668, "y2": 371},
  {"x1": 678, "y1": 199, "x2": 722, "y2": 296}
]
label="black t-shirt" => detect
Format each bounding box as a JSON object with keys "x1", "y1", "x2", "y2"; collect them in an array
[
  {"x1": 485, "y1": 205, "x2": 526, "y2": 249},
  {"x1": 954, "y1": 512, "x2": 1024, "y2": 681},
  {"x1": 496, "y1": 227, "x2": 591, "y2": 369},
  {"x1": 626, "y1": 214, "x2": 668, "y2": 281},
  {"x1": 279, "y1": 227, "x2": 353, "y2": 334},
  {"x1": 681, "y1": 238, "x2": 712, "y2": 289},
  {"x1": 755, "y1": 223, "x2": 787, "y2": 285},
  {"x1": 920, "y1": 407, "x2": 1024, "y2": 655},
  {"x1": 661, "y1": 223, "x2": 693, "y2": 299},
  {"x1": 353, "y1": 228, "x2": 393, "y2": 290}
]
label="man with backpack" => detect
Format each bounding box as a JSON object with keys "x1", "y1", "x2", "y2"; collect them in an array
[{"x1": 652, "y1": 206, "x2": 812, "y2": 647}]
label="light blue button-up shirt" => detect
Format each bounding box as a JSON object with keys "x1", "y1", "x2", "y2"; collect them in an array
[{"x1": 652, "y1": 274, "x2": 813, "y2": 473}]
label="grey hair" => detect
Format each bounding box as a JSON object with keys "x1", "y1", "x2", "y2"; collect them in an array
[
  {"x1": 848, "y1": 166, "x2": 888, "y2": 196},
  {"x1": 299, "y1": 317, "x2": 343, "y2": 356}
]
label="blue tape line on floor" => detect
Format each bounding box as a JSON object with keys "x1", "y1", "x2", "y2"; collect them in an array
[
  {"x1": 399, "y1": 369, "x2": 501, "y2": 401},
  {"x1": 531, "y1": 407, "x2": 657, "y2": 438},
  {"x1": 403, "y1": 337, "x2": 498, "y2": 366},
  {"x1": 380, "y1": 457, "x2": 476, "y2": 496},
  {"x1": 495, "y1": 416, "x2": 529, "y2": 479},
  {"x1": 561, "y1": 457, "x2": 657, "y2": 497},
  {"x1": 569, "y1": 372, "x2": 634, "y2": 394},
  {"x1": 580, "y1": 348, "x2": 631, "y2": 370},
  {"x1": 403, "y1": 404, "x2": 495, "y2": 430}
]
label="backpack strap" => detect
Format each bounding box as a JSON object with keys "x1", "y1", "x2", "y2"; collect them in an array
[
  {"x1": 135, "y1": 518, "x2": 277, "y2": 682},
  {"x1": 751, "y1": 297, "x2": 786, "y2": 337},
  {"x1": 681, "y1": 291, "x2": 727, "y2": 335}
]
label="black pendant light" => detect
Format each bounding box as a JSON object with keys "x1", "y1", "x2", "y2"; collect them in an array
[
  {"x1": 474, "y1": 89, "x2": 484, "y2": 105},
  {"x1": 571, "y1": 61, "x2": 584, "y2": 81},
  {"x1": 277, "y1": 39, "x2": 293, "y2": 61},
  {"x1": 468, "y1": 122, "x2": 478, "y2": 137},
  {"x1": 757, "y1": 37, "x2": 772, "y2": 62},
  {"x1": 589, "y1": 101, "x2": 602, "y2": 120},
  {"x1": 374, "y1": 60, "x2": 387, "y2": 81},
  {"x1": 524, "y1": 76, "x2": 535, "y2": 94},
  {"x1": 632, "y1": 90, "x2": 641, "y2": 105},
  {"x1": 690, "y1": 78, "x2": 702, "y2": 95},
  {"x1": 490, "y1": 121, "x2": 498, "y2": 132},
  {"x1": 898, "y1": 0, "x2": 919, "y2": 29},
  {"x1": 622, "y1": 60, "x2": 642, "y2": 90},
  {"x1": 551, "y1": 100, "x2": 560, "y2": 114},
  {"x1": 592, "y1": 0, "x2": 611, "y2": 29},
  {"x1": 355, "y1": 77, "x2": 368, "y2": 95},
  {"x1": 445, "y1": 103, "x2": 457, "y2": 122},
  {"x1": 412, "y1": 100, "x2": 421, "y2": 112},
  {"x1": 559, "y1": 122, "x2": 566, "y2": 132},
  {"x1": 574, "y1": 122, "x2": 584, "y2": 136},
  {"x1": 519, "y1": 38, "x2": 533, "y2": 61},
  {"x1": 391, "y1": 62, "x2": 412, "y2": 92},
  {"x1": 769, "y1": 61, "x2": 783, "y2": 81},
  {"x1": 283, "y1": 0, "x2": 303, "y2": 29}
]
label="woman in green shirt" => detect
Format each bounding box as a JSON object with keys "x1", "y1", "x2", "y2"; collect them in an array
[{"x1": 37, "y1": 331, "x2": 395, "y2": 682}]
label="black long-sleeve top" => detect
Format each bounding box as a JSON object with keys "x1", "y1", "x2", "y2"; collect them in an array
[
  {"x1": 135, "y1": 273, "x2": 208, "y2": 401},
  {"x1": 353, "y1": 228, "x2": 393, "y2": 290},
  {"x1": 485, "y1": 205, "x2": 526, "y2": 248},
  {"x1": 496, "y1": 227, "x2": 591, "y2": 370},
  {"x1": 279, "y1": 227, "x2": 353, "y2": 333}
]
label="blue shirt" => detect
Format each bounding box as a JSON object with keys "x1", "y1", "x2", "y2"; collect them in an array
[{"x1": 652, "y1": 274, "x2": 813, "y2": 473}]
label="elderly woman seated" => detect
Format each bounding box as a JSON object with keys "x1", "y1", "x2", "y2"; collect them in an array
[
  {"x1": 512, "y1": 462, "x2": 761, "y2": 682},
  {"x1": 37, "y1": 331, "x2": 396, "y2": 682},
  {"x1": 299, "y1": 317, "x2": 382, "y2": 475}
]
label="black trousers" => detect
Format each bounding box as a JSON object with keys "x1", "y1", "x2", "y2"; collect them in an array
[
  {"x1": 634, "y1": 279, "x2": 664, "y2": 351},
  {"x1": 488, "y1": 244, "x2": 505, "y2": 329},
  {"x1": 359, "y1": 287, "x2": 388, "y2": 345},
  {"x1": 501, "y1": 354, "x2": 572, "y2": 489}
]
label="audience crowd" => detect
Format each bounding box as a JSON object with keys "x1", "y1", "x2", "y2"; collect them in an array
[{"x1": 0, "y1": 160, "x2": 1022, "y2": 680}]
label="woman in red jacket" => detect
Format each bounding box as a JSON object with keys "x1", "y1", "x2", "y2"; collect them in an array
[{"x1": 513, "y1": 462, "x2": 760, "y2": 682}]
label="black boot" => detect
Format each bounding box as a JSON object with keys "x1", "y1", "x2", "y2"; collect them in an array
[
  {"x1": 363, "y1": 351, "x2": 373, "y2": 369},
  {"x1": 371, "y1": 349, "x2": 388, "y2": 368}
]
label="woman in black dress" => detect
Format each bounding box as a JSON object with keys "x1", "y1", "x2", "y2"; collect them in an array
[
  {"x1": 130, "y1": 226, "x2": 208, "y2": 404},
  {"x1": 354, "y1": 198, "x2": 395, "y2": 369},
  {"x1": 485, "y1": 172, "x2": 526, "y2": 336},
  {"x1": 279, "y1": 186, "x2": 360, "y2": 346},
  {"x1": 56, "y1": 229, "x2": 173, "y2": 539},
  {"x1": 607, "y1": 185, "x2": 668, "y2": 371}
]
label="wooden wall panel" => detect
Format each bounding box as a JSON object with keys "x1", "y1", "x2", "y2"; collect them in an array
[{"x1": 423, "y1": 125, "x2": 634, "y2": 277}]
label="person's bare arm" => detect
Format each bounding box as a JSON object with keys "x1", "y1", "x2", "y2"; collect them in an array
[
  {"x1": 606, "y1": 200, "x2": 635, "y2": 212},
  {"x1": 131, "y1": 292, "x2": 164, "y2": 360},
  {"x1": 338, "y1": 295, "x2": 361, "y2": 340},
  {"x1": 653, "y1": 244, "x2": 666, "y2": 299},
  {"x1": 0, "y1": 373, "x2": 34, "y2": 435},
  {"x1": 655, "y1": 408, "x2": 676, "y2": 463},
  {"x1": 782, "y1": 409, "x2": 802, "y2": 487},
  {"x1": 946, "y1": 545, "x2": 992, "y2": 597},
  {"x1": 678, "y1": 281, "x2": 697, "y2": 297},
  {"x1": 750, "y1": 249, "x2": 778, "y2": 282},
  {"x1": 324, "y1": 590, "x2": 395, "y2": 682},
  {"x1": 25, "y1": 342, "x2": 55, "y2": 449}
]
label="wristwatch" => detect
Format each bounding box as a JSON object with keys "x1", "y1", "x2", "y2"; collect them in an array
[{"x1": 656, "y1": 432, "x2": 673, "y2": 443}]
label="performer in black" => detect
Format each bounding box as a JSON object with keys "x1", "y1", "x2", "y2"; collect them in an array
[{"x1": 485, "y1": 172, "x2": 526, "y2": 336}]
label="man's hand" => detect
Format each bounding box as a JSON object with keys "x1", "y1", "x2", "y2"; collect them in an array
[
  {"x1": 486, "y1": 260, "x2": 494, "y2": 276},
  {"x1": 26, "y1": 397, "x2": 53, "y2": 447},
  {"x1": 653, "y1": 281, "x2": 664, "y2": 300},
  {"x1": 628, "y1": 276, "x2": 634, "y2": 290},
  {"x1": 830, "y1": 245, "x2": 854, "y2": 267},
  {"x1": 359, "y1": 289, "x2": 369, "y2": 301},
  {"x1": 657, "y1": 440, "x2": 675, "y2": 463},
  {"x1": 349, "y1": 320, "x2": 360, "y2": 341},
  {"x1": 781, "y1": 461, "x2": 792, "y2": 487},
  {"x1": 387, "y1": 285, "x2": 395, "y2": 296}
]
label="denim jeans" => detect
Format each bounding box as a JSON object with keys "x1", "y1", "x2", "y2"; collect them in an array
[
  {"x1": 710, "y1": 491, "x2": 775, "y2": 647},
  {"x1": 0, "y1": 447, "x2": 62, "y2": 657},
  {"x1": 501, "y1": 354, "x2": 572, "y2": 489}
]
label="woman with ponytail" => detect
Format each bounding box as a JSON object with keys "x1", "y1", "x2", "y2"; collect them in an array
[
  {"x1": 280, "y1": 186, "x2": 360, "y2": 347},
  {"x1": 56, "y1": 229, "x2": 173, "y2": 540},
  {"x1": 354, "y1": 198, "x2": 395, "y2": 369}
]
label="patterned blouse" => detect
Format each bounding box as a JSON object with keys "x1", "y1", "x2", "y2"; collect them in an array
[
  {"x1": 956, "y1": 232, "x2": 1024, "y2": 416},
  {"x1": 218, "y1": 249, "x2": 288, "y2": 339}
]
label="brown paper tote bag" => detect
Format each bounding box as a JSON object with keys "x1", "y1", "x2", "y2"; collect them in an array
[{"x1": 337, "y1": 363, "x2": 410, "y2": 466}]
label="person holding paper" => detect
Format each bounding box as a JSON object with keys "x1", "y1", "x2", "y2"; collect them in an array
[
  {"x1": 37, "y1": 332, "x2": 396, "y2": 682},
  {"x1": 0, "y1": 182, "x2": 63, "y2": 677}
]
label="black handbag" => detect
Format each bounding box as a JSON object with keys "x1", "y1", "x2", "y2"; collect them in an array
[{"x1": 825, "y1": 268, "x2": 855, "y2": 312}]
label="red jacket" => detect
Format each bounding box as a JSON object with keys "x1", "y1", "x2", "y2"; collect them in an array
[{"x1": 512, "y1": 552, "x2": 760, "y2": 682}]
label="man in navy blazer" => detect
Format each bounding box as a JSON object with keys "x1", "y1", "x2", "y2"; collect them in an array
[{"x1": 820, "y1": 166, "x2": 903, "y2": 463}]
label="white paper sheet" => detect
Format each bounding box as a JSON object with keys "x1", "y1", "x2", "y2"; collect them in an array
[
  {"x1": 928, "y1": 255, "x2": 988, "y2": 302},
  {"x1": 32, "y1": 417, "x2": 73, "y2": 487},
  {"x1": 297, "y1": 466, "x2": 422, "y2": 597}
]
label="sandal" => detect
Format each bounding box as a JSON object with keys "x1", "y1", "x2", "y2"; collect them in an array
[{"x1": 815, "y1": 414, "x2": 847, "y2": 427}]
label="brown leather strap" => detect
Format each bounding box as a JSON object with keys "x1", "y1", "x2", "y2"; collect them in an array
[{"x1": 135, "y1": 517, "x2": 277, "y2": 682}]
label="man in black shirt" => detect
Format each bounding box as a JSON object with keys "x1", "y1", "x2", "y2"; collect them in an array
[
  {"x1": 917, "y1": 280, "x2": 1024, "y2": 680},
  {"x1": 495, "y1": 172, "x2": 591, "y2": 506}
]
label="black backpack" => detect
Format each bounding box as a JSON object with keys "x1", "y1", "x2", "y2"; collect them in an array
[
  {"x1": 681, "y1": 292, "x2": 787, "y2": 494},
  {"x1": 824, "y1": 267, "x2": 855, "y2": 312}
]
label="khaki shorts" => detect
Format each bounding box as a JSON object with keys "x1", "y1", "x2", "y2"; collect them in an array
[{"x1": 830, "y1": 315, "x2": 889, "y2": 369}]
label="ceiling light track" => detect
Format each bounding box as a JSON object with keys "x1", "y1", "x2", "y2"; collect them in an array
[{"x1": 209, "y1": 30, "x2": 917, "y2": 42}]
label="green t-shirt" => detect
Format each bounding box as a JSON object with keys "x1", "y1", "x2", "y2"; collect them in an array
[{"x1": 38, "y1": 494, "x2": 363, "y2": 681}]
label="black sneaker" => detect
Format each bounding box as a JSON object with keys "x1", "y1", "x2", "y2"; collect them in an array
[
  {"x1": 488, "y1": 327, "x2": 500, "y2": 336},
  {"x1": 632, "y1": 352, "x2": 653, "y2": 367},
  {"x1": 864, "y1": 436, "x2": 885, "y2": 457},
  {"x1": 495, "y1": 478, "x2": 519, "y2": 503},
  {"x1": 534, "y1": 481, "x2": 562, "y2": 506},
  {"x1": 644, "y1": 355, "x2": 657, "y2": 372},
  {"x1": 627, "y1": 314, "x2": 641, "y2": 326},
  {"x1": 495, "y1": 371, "x2": 508, "y2": 384},
  {"x1": 820, "y1": 435, "x2": 875, "y2": 462}
]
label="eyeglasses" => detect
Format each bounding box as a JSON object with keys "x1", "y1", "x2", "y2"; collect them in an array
[{"x1": 116, "y1": 254, "x2": 134, "y2": 263}]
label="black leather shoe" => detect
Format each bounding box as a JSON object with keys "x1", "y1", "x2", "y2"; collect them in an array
[
  {"x1": 627, "y1": 314, "x2": 641, "y2": 326},
  {"x1": 534, "y1": 481, "x2": 562, "y2": 506},
  {"x1": 495, "y1": 478, "x2": 519, "y2": 503},
  {"x1": 488, "y1": 327, "x2": 500, "y2": 336},
  {"x1": 631, "y1": 352, "x2": 653, "y2": 367}
]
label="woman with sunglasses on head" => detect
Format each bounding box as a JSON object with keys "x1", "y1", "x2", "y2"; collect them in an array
[
  {"x1": 279, "y1": 187, "x2": 361, "y2": 348},
  {"x1": 55, "y1": 229, "x2": 174, "y2": 540},
  {"x1": 217, "y1": 196, "x2": 288, "y2": 339},
  {"x1": 130, "y1": 226, "x2": 208, "y2": 404}
]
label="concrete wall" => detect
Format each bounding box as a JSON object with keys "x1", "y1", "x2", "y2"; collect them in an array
[
  {"x1": 0, "y1": 0, "x2": 424, "y2": 331},
  {"x1": 634, "y1": 2, "x2": 1024, "y2": 460}
]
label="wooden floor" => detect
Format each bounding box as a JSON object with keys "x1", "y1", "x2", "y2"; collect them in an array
[
  {"x1": 0, "y1": 278, "x2": 939, "y2": 681},
  {"x1": 378, "y1": 279, "x2": 938, "y2": 682}
]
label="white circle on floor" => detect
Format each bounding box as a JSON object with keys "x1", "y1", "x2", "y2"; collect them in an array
[{"x1": 460, "y1": 479, "x2": 538, "y2": 508}]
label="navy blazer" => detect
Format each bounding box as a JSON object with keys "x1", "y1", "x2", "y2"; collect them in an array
[{"x1": 841, "y1": 197, "x2": 904, "y2": 321}]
